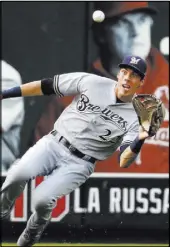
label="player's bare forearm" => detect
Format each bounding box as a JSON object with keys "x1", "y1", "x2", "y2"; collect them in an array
[
  {"x1": 1, "y1": 80, "x2": 43, "y2": 100},
  {"x1": 119, "y1": 129, "x2": 149, "y2": 168},
  {"x1": 119, "y1": 146, "x2": 138, "y2": 168},
  {"x1": 21, "y1": 81, "x2": 43, "y2": 96}
]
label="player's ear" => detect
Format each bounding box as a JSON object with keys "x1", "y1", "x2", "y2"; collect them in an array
[
  {"x1": 140, "y1": 78, "x2": 145, "y2": 86},
  {"x1": 137, "y1": 78, "x2": 144, "y2": 88}
]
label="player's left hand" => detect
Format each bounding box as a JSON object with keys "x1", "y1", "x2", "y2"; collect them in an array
[{"x1": 132, "y1": 94, "x2": 166, "y2": 137}]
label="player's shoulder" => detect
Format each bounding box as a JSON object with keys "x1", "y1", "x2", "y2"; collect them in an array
[
  {"x1": 85, "y1": 72, "x2": 114, "y2": 81},
  {"x1": 80, "y1": 72, "x2": 117, "y2": 87},
  {"x1": 58, "y1": 72, "x2": 116, "y2": 84}
]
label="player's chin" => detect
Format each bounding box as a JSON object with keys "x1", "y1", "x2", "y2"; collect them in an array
[{"x1": 121, "y1": 87, "x2": 132, "y2": 96}]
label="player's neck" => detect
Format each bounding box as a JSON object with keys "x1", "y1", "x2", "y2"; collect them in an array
[
  {"x1": 116, "y1": 97, "x2": 124, "y2": 103},
  {"x1": 115, "y1": 87, "x2": 133, "y2": 103}
]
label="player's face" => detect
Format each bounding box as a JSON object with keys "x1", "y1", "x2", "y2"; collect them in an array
[
  {"x1": 117, "y1": 68, "x2": 144, "y2": 96},
  {"x1": 104, "y1": 12, "x2": 153, "y2": 60}
]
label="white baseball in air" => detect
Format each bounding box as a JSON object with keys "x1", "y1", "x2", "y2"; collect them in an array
[{"x1": 92, "y1": 10, "x2": 105, "y2": 23}]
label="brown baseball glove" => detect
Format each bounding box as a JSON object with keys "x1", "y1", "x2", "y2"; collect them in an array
[{"x1": 132, "y1": 94, "x2": 165, "y2": 137}]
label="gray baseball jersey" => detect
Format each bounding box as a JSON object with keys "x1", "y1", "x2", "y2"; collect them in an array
[{"x1": 53, "y1": 72, "x2": 139, "y2": 160}]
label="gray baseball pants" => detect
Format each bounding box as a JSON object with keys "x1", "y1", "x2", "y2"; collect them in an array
[{"x1": 1, "y1": 133, "x2": 95, "y2": 223}]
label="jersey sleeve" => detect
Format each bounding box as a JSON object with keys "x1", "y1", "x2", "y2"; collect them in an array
[
  {"x1": 120, "y1": 119, "x2": 139, "y2": 147},
  {"x1": 53, "y1": 72, "x2": 103, "y2": 97}
]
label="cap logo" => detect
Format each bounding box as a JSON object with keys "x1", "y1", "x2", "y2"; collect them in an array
[{"x1": 130, "y1": 57, "x2": 140, "y2": 64}]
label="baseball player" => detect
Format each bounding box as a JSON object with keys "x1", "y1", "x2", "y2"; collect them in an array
[{"x1": 0, "y1": 55, "x2": 163, "y2": 246}]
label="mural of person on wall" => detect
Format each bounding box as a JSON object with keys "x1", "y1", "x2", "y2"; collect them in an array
[{"x1": 1, "y1": 60, "x2": 25, "y2": 172}]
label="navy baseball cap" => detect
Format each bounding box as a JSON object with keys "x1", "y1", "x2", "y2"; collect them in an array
[{"x1": 119, "y1": 55, "x2": 147, "y2": 79}]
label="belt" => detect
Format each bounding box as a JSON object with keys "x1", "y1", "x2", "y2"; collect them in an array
[{"x1": 50, "y1": 130, "x2": 97, "y2": 164}]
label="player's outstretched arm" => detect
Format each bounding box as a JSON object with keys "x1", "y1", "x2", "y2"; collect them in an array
[
  {"x1": 1, "y1": 78, "x2": 55, "y2": 100},
  {"x1": 119, "y1": 127, "x2": 149, "y2": 168},
  {"x1": 120, "y1": 94, "x2": 165, "y2": 168}
]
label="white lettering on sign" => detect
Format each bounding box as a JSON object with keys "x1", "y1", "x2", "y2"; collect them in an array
[
  {"x1": 87, "y1": 188, "x2": 100, "y2": 213},
  {"x1": 150, "y1": 188, "x2": 162, "y2": 214},
  {"x1": 136, "y1": 188, "x2": 149, "y2": 214},
  {"x1": 122, "y1": 188, "x2": 135, "y2": 213},
  {"x1": 162, "y1": 188, "x2": 169, "y2": 214},
  {"x1": 74, "y1": 187, "x2": 100, "y2": 213},
  {"x1": 74, "y1": 188, "x2": 87, "y2": 213},
  {"x1": 109, "y1": 187, "x2": 169, "y2": 214},
  {"x1": 109, "y1": 188, "x2": 121, "y2": 213}
]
